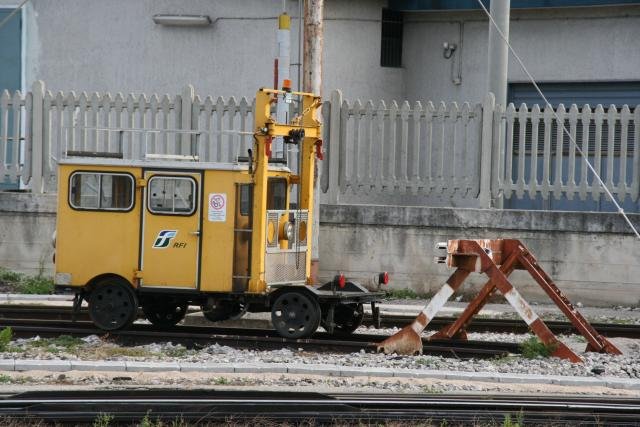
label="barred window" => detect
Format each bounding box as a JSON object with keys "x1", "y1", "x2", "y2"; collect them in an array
[{"x1": 380, "y1": 8, "x2": 403, "y2": 68}]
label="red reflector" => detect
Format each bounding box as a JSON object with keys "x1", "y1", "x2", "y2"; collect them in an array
[{"x1": 379, "y1": 271, "x2": 389, "y2": 285}]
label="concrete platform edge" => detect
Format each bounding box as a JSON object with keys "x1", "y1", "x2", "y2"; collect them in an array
[{"x1": 1, "y1": 359, "x2": 638, "y2": 390}]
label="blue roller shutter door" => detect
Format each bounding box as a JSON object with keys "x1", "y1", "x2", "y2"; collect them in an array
[{"x1": 505, "y1": 82, "x2": 640, "y2": 212}]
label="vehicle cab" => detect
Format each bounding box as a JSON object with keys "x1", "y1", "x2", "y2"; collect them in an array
[{"x1": 54, "y1": 88, "x2": 385, "y2": 338}]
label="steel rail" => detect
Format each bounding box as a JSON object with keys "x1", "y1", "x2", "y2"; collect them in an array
[
  {"x1": 1, "y1": 304, "x2": 638, "y2": 338},
  {"x1": 1, "y1": 390, "x2": 639, "y2": 424},
  {"x1": 0, "y1": 318, "x2": 519, "y2": 358}
]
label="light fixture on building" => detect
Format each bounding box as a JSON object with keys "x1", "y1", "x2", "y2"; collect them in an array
[{"x1": 152, "y1": 14, "x2": 212, "y2": 27}]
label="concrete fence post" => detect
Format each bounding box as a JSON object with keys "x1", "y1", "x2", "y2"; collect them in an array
[
  {"x1": 478, "y1": 92, "x2": 495, "y2": 208},
  {"x1": 30, "y1": 80, "x2": 45, "y2": 194},
  {"x1": 327, "y1": 89, "x2": 342, "y2": 204},
  {"x1": 181, "y1": 84, "x2": 195, "y2": 155}
]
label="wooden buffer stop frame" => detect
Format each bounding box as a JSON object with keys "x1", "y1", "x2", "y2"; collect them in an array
[{"x1": 377, "y1": 239, "x2": 621, "y2": 363}]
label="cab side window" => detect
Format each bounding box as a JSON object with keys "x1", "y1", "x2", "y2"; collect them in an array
[
  {"x1": 148, "y1": 176, "x2": 196, "y2": 215},
  {"x1": 267, "y1": 178, "x2": 288, "y2": 210},
  {"x1": 69, "y1": 172, "x2": 134, "y2": 211}
]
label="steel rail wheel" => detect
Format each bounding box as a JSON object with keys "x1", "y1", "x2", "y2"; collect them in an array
[
  {"x1": 142, "y1": 296, "x2": 188, "y2": 329},
  {"x1": 88, "y1": 279, "x2": 138, "y2": 331},
  {"x1": 333, "y1": 303, "x2": 364, "y2": 334},
  {"x1": 271, "y1": 291, "x2": 321, "y2": 339},
  {"x1": 202, "y1": 301, "x2": 246, "y2": 322}
]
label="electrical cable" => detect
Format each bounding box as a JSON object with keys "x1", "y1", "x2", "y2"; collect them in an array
[
  {"x1": 0, "y1": 0, "x2": 28, "y2": 32},
  {"x1": 475, "y1": 0, "x2": 640, "y2": 239}
]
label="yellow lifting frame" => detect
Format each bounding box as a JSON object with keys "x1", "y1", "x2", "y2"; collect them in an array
[{"x1": 248, "y1": 88, "x2": 322, "y2": 293}]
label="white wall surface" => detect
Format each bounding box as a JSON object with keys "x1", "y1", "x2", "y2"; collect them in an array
[
  {"x1": 403, "y1": 6, "x2": 640, "y2": 104},
  {"x1": 0, "y1": 0, "x2": 403, "y2": 101}
]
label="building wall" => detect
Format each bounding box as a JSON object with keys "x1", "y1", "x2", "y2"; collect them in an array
[
  {"x1": 4, "y1": 1, "x2": 639, "y2": 105},
  {"x1": 403, "y1": 6, "x2": 640, "y2": 104},
  {"x1": 0, "y1": 0, "x2": 403, "y2": 102}
]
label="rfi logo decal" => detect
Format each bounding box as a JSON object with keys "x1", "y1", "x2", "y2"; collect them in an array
[{"x1": 153, "y1": 230, "x2": 177, "y2": 248}]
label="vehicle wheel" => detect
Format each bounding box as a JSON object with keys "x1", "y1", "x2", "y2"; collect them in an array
[
  {"x1": 332, "y1": 303, "x2": 364, "y2": 334},
  {"x1": 271, "y1": 291, "x2": 321, "y2": 339},
  {"x1": 142, "y1": 297, "x2": 188, "y2": 329},
  {"x1": 88, "y1": 278, "x2": 138, "y2": 331},
  {"x1": 202, "y1": 300, "x2": 246, "y2": 323}
]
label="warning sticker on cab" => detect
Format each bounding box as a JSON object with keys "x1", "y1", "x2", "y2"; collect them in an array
[{"x1": 208, "y1": 193, "x2": 227, "y2": 222}]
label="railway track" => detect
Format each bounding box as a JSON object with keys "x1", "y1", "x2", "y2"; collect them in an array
[
  {"x1": 0, "y1": 318, "x2": 520, "y2": 359},
  {"x1": 361, "y1": 313, "x2": 640, "y2": 339},
  {"x1": 1, "y1": 303, "x2": 639, "y2": 339},
  {"x1": 1, "y1": 390, "x2": 639, "y2": 425}
]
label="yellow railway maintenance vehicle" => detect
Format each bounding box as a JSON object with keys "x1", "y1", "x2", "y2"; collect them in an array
[{"x1": 53, "y1": 88, "x2": 387, "y2": 338}]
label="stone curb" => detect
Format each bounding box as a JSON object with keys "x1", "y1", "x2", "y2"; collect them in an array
[
  {"x1": 2, "y1": 358, "x2": 640, "y2": 390},
  {"x1": 0, "y1": 294, "x2": 72, "y2": 302}
]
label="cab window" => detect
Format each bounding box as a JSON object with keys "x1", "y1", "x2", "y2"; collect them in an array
[
  {"x1": 148, "y1": 176, "x2": 196, "y2": 215},
  {"x1": 69, "y1": 172, "x2": 134, "y2": 211},
  {"x1": 267, "y1": 178, "x2": 288, "y2": 210}
]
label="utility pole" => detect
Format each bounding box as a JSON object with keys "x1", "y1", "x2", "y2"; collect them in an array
[
  {"x1": 486, "y1": 0, "x2": 510, "y2": 107},
  {"x1": 303, "y1": 0, "x2": 323, "y2": 282}
]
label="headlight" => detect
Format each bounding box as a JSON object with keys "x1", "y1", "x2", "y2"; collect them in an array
[{"x1": 284, "y1": 222, "x2": 294, "y2": 241}]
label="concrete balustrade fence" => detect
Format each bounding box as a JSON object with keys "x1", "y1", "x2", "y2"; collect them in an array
[
  {"x1": 494, "y1": 102, "x2": 640, "y2": 204},
  {"x1": 2, "y1": 81, "x2": 640, "y2": 211}
]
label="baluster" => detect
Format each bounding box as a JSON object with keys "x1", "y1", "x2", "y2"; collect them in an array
[
  {"x1": 9, "y1": 91, "x2": 22, "y2": 183},
  {"x1": 76, "y1": 93, "x2": 88, "y2": 152},
  {"x1": 339, "y1": 99, "x2": 349, "y2": 194},
  {"x1": 125, "y1": 94, "x2": 136, "y2": 159},
  {"x1": 410, "y1": 101, "x2": 422, "y2": 195},
  {"x1": 399, "y1": 100, "x2": 410, "y2": 192},
  {"x1": 215, "y1": 97, "x2": 225, "y2": 162},
  {"x1": 619, "y1": 105, "x2": 631, "y2": 202},
  {"x1": 579, "y1": 105, "x2": 591, "y2": 201},
  {"x1": 593, "y1": 105, "x2": 605, "y2": 198},
  {"x1": 148, "y1": 95, "x2": 159, "y2": 155},
  {"x1": 203, "y1": 97, "x2": 214, "y2": 162},
  {"x1": 159, "y1": 95, "x2": 171, "y2": 155},
  {"x1": 529, "y1": 104, "x2": 541, "y2": 198},
  {"x1": 553, "y1": 104, "x2": 566, "y2": 200},
  {"x1": 41, "y1": 91, "x2": 54, "y2": 186},
  {"x1": 492, "y1": 103, "x2": 505, "y2": 200},
  {"x1": 446, "y1": 102, "x2": 459, "y2": 196},
  {"x1": 113, "y1": 93, "x2": 124, "y2": 155},
  {"x1": 373, "y1": 100, "x2": 386, "y2": 193},
  {"x1": 363, "y1": 100, "x2": 375, "y2": 194},
  {"x1": 516, "y1": 103, "x2": 528, "y2": 199},
  {"x1": 99, "y1": 93, "x2": 112, "y2": 153},
  {"x1": 136, "y1": 94, "x2": 148, "y2": 158},
  {"x1": 632, "y1": 105, "x2": 640, "y2": 201},
  {"x1": 239, "y1": 97, "x2": 250, "y2": 158},
  {"x1": 387, "y1": 100, "x2": 399, "y2": 194},
  {"x1": 227, "y1": 97, "x2": 237, "y2": 162},
  {"x1": 351, "y1": 100, "x2": 362, "y2": 189},
  {"x1": 88, "y1": 93, "x2": 100, "y2": 152},
  {"x1": 424, "y1": 101, "x2": 435, "y2": 194},
  {"x1": 54, "y1": 92, "x2": 64, "y2": 164},
  {"x1": 0, "y1": 91, "x2": 9, "y2": 180},
  {"x1": 566, "y1": 104, "x2": 579, "y2": 200},
  {"x1": 504, "y1": 103, "x2": 516, "y2": 198},
  {"x1": 435, "y1": 101, "x2": 447, "y2": 194},
  {"x1": 605, "y1": 105, "x2": 617, "y2": 193}
]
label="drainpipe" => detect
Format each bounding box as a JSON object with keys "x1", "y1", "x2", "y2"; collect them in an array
[{"x1": 486, "y1": 0, "x2": 510, "y2": 108}]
